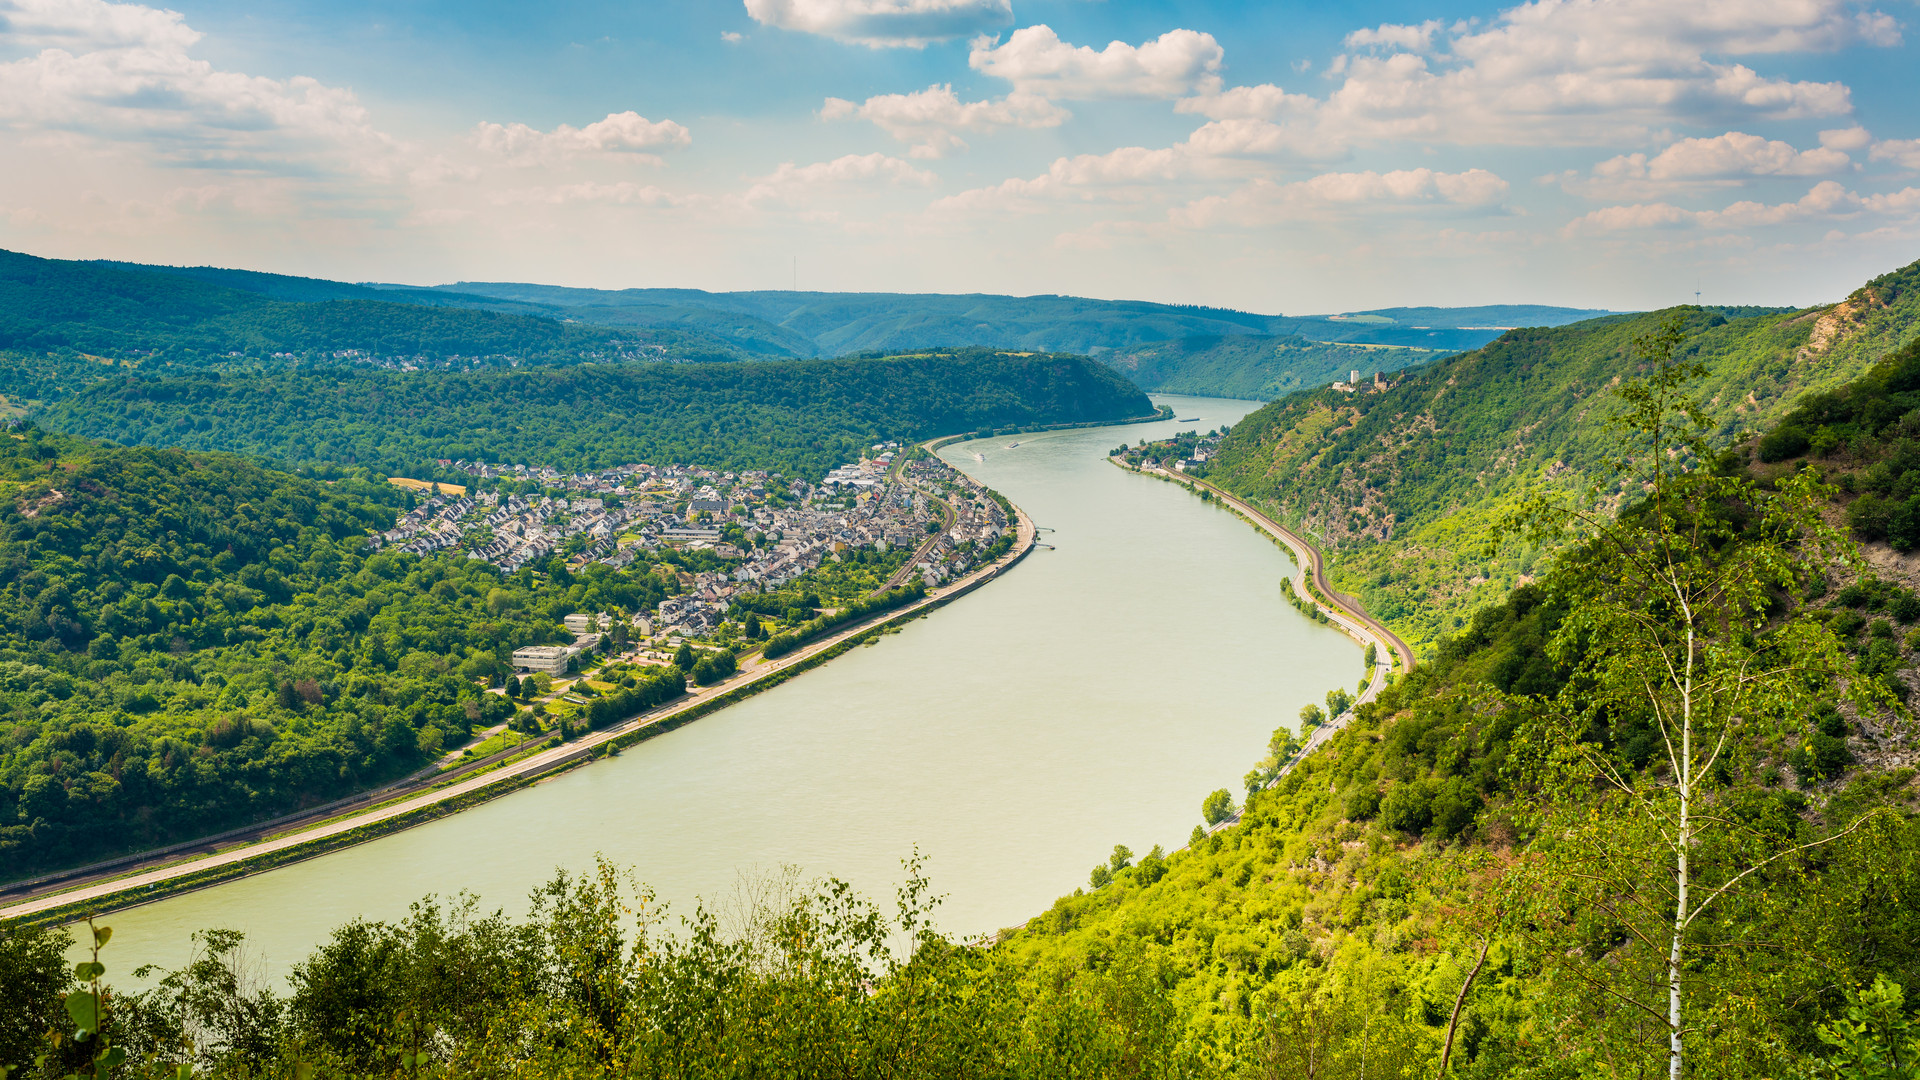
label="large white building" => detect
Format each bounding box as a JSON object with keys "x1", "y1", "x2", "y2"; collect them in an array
[{"x1": 511, "y1": 645, "x2": 571, "y2": 675}]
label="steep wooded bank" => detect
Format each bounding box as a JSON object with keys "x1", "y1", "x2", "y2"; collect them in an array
[
  {"x1": 33, "y1": 350, "x2": 1151, "y2": 480},
  {"x1": 1196, "y1": 257, "x2": 1920, "y2": 654}
]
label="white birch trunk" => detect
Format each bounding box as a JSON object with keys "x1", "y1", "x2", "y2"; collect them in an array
[{"x1": 1668, "y1": 616, "x2": 1693, "y2": 1080}]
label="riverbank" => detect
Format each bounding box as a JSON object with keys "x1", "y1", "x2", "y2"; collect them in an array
[
  {"x1": 1108, "y1": 457, "x2": 1411, "y2": 769},
  {"x1": 1104, "y1": 456, "x2": 1415, "y2": 843},
  {"x1": 2, "y1": 500, "x2": 1038, "y2": 926}
]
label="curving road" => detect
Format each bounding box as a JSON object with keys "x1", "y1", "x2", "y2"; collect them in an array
[{"x1": 1, "y1": 504, "x2": 1038, "y2": 923}]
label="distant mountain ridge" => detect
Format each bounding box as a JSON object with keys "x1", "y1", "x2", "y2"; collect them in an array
[
  {"x1": 404, "y1": 280, "x2": 1613, "y2": 360},
  {"x1": 73, "y1": 250, "x2": 1615, "y2": 364},
  {"x1": 4, "y1": 248, "x2": 1618, "y2": 404}
]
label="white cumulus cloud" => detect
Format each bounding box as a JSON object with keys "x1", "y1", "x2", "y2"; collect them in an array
[
  {"x1": 472, "y1": 112, "x2": 691, "y2": 165},
  {"x1": 819, "y1": 84, "x2": 1068, "y2": 158},
  {"x1": 743, "y1": 0, "x2": 1010, "y2": 48},
  {"x1": 1564, "y1": 179, "x2": 1920, "y2": 234},
  {"x1": 1871, "y1": 139, "x2": 1920, "y2": 171},
  {"x1": 744, "y1": 152, "x2": 936, "y2": 207},
  {"x1": 1184, "y1": 0, "x2": 1897, "y2": 162},
  {"x1": 1603, "y1": 131, "x2": 1852, "y2": 179},
  {"x1": 1345, "y1": 20, "x2": 1449, "y2": 53},
  {"x1": 1820, "y1": 126, "x2": 1872, "y2": 151},
  {"x1": 1174, "y1": 83, "x2": 1318, "y2": 122},
  {"x1": 1171, "y1": 168, "x2": 1511, "y2": 229},
  {"x1": 969, "y1": 25, "x2": 1225, "y2": 100},
  {"x1": 0, "y1": 0, "x2": 396, "y2": 175}
]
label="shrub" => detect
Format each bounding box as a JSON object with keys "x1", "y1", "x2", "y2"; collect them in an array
[
  {"x1": 1346, "y1": 786, "x2": 1381, "y2": 821},
  {"x1": 1380, "y1": 780, "x2": 1434, "y2": 836},
  {"x1": 1758, "y1": 424, "x2": 1811, "y2": 462}
]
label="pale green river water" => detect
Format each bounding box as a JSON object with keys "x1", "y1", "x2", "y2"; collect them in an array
[{"x1": 88, "y1": 394, "x2": 1362, "y2": 983}]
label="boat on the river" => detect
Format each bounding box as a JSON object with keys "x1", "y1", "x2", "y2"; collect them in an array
[{"x1": 1178, "y1": 417, "x2": 1200, "y2": 422}]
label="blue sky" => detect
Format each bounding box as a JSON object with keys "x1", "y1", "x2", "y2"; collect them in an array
[{"x1": 2, "y1": 0, "x2": 1918, "y2": 313}]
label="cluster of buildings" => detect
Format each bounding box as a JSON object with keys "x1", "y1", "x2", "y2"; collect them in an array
[
  {"x1": 1330, "y1": 369, "x2": 1396, "y2": 393},
  {"x1": 372, "y1": 491, "x2": 631, "y2": 572},
  {"x1": 899, "y1": 457, "x2": 1014, "y2": 587},
  {"x1": 372, "y1": 444, "x2": 1015, "y2": 647}
]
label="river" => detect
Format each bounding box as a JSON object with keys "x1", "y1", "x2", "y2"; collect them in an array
[{"x1": 88, "y1": 394, "x2": 1363, "y2": 983}]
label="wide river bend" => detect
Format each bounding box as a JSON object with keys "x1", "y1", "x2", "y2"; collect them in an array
[{"x1": 92, "y1": 395, "x2": 1362, "y2": 981}]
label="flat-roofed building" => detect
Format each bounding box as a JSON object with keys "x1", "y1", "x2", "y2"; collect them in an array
[{"x1": 511, "y1": 645, "x2": 571, "y2": 675}]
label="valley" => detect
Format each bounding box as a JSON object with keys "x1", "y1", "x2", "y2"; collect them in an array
[{"x1": 4, "y1": 251, "x2": 1920, "y2": 1078}]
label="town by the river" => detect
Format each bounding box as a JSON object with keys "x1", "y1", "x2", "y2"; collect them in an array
[{"x1": 87, "y1": 395, "x2": 1363, "y2": 981}]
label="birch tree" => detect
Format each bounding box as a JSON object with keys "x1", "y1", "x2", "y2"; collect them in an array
[{"x1": 1499, "y1": 317, "x2": 1881, "y2": 1077}]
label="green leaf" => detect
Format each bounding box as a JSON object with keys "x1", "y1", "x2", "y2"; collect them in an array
[
  {"x1": 91, "y1": 925, "x2": 111, "y2": 947},
  {"x1": 62, "y1": 990, "x2": 97, "y2": 1035}
]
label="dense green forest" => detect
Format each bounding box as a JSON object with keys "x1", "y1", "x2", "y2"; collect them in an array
[
  {"x1": 1101, "y1": 334, "x2": 1439, "y2": 400},
  {"x1": 0, "y1": 249, "x2": 741, "y2": 379},
  {"x1": 0, "y1": 431, "x2": 699, "y2": 875},
  {"x1": 1197, "y1": 257, "x2": 1920, "y2": 653},
  {"x1": 6, "y1": 336, "x2": 1918, "y2": 1077},
  {"x1": 1760, "y1": 329, "x2": 1920, "y2": 557},
  {"x1": 34, "y1": 350, "x2": 1152, "y2": 479}
]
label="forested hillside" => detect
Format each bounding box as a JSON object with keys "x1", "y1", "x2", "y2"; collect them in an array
[
  {"x1": 8, "y1": 342, "x2": 1917, "y2": 1077},
  {"x1": 1101, "y1": 334, "x2": 1440, "y2": 401},
  {"x1": 1198, "y1": 257, "x2": 1920, "y2": 653},
  {"x1": 0, "y1": 249, "x2": 742, "y2": 393},
  {"x1": 0, "y1": 431, "x2": 691, "y2": 873},
  {"x1": 34, "y1": 350, "x2": 1152, "y2": 479}
]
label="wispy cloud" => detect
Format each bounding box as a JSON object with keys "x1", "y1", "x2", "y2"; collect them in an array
[
  {"x1": 820, "y1": 84, "x2": 1067, "y2": 157},
  {"x1": 472, "y1": 112, "x2": 691, "y2": 166},
  {"x1": 743, "y1": 0, "x2": 1010, "y2": 48}
]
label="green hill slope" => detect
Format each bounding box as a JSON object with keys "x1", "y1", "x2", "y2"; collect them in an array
[
  {"x1": 33, "y1": 349, "x2": 1153, "y2": 479},
  {"x1": 0, "y1": 249, "x2": 748, "y2": 391},
  {"x1": 0, "y1": 433, "x2": 654, "y2": 875},
  {"x1": 1100, "y1": 334, "x2": 1442, "y2": 401},
  {"x1": 1196, "y1": 257, "x2": 1920, "y2": 654}
]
